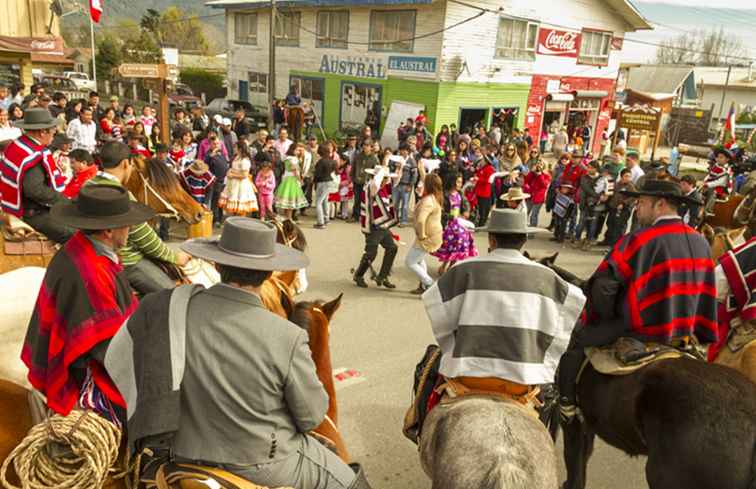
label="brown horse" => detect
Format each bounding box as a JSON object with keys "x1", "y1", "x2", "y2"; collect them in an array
[
  {"x1": 540, "y1": 258, "x2": 756, "y2": 489},
  {"x1": 287, "y1": 107, "x2": 305, "y2": 142},
  {"x1": 125, "y1": 156, "x2": 204, "y2": 225},
  {"x1": 0, "y1": 297, "x2": 344, "y2": 488},
  {"x1": 703, "y1": 193, "x2": 744, "y2": 229}
]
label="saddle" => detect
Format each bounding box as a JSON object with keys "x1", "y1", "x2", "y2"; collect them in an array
[
  {"x1": 435, "y1": 377, "x2": 542, "y2": 418},
  {"x1": 727, "y1": 318, "x2": 756, "y2": 352},
  {"x1": 152, "y1": 462, "x2": 293, "y2": 489},
  {"x1": 584, "y1": 337, "x2": 701, "y2": 376},
  {"x1": 2, "y1": 214, "x2": 56, "y2": 256},
  {"x1": 402, "y1": 344, "x2": 442, "y2": 445}
]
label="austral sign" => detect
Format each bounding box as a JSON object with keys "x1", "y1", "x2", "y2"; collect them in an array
[
  {"x1": 387, "y1": 56, "x2": 437, "y2": 75},
  {"x1": 319, "y1": 55, "x2": 386, "y2": 79},
  {"x1": 537, "y1": 28, "x2": 581, "y2": 58}
]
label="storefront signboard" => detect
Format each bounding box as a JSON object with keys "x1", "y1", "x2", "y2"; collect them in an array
[
  {"x1": 387, "y1": 56, "x2": 437, "y2": 75},
  {"x1": 537, "y1": 28, "x2": 581, "y2": 58},
  {"x1": 319, "y1": 55, "x2": 386, "y2": 79}
]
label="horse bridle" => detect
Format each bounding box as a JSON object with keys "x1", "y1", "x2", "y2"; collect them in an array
[
  {"x1": 137, "y1": 171, "x2": 181, "y2": 221},
  {"x1": 272, "y1": 218, "x2": 295, "y2": 247}
]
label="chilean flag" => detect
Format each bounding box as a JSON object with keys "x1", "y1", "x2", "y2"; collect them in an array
[
  {"x1": 90, "y1": 0, "x2": 103, "y2": 23},
  {"x1": 724, "y1": 102, "x2": 737, "y2": 149}
]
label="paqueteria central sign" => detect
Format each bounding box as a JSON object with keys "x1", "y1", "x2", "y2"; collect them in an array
[
  {"x1": 537, "y1": 28, "x2": 581, "y2": 58},
  {"x1": 319, "y1": 55, "x2": 386, "y2": 79}
]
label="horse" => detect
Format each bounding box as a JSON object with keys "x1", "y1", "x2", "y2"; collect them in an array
[
  {"x1": 703, "y1": 193, "x2": 744, "y2": 230},
  {"x1": 0, "y1": 294, "x2": 345, "y2": 488},
  {"x1": 538, "y1": 255, "x2": 756, "y2": 489},
  {"x1": 0, "y1": 216, "x2": 54, "y2": 274},
  {"x1": 287, "y1": 107, "x2": 305, "y2": 142},
  {"x1": 125, "y1": 155, "x2": 205, "y2": 226}
]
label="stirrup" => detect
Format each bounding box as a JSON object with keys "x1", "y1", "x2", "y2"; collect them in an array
[{"x1": 559, "y1": 403, "x2": 584, "y2": 424}]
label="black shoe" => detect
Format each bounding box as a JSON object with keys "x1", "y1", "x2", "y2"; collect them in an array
[
  {"x1": 354, "y1": 276, "x2": 368, "y2": 288},
  {"x1": 376, "y1": 277, "x2": 396, "y2": 289},
  {"x1": 410, "y1": 283, "x2": 427, "y2": 295}
]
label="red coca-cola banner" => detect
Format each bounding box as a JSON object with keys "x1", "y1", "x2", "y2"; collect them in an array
[{"x1": 537, "y1": 28, "x2": 581, "y2": 58}]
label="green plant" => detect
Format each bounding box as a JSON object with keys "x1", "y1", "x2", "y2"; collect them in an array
[{"x1": 179, "y1": 68, "x2": 225, "y2": 101}]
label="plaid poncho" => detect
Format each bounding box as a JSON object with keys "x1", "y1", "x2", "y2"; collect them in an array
[{"x1": 21, "y1": 231, "x2": 138, "y2": 415}]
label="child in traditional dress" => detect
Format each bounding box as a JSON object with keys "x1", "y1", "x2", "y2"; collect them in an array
[
  {"x1": 337, "y1": 160, "x2": 353, "y2": 220},
  {"x1": 180, "y1": 160, "x2": 216, "y2": 206},
  {"x1": 219, "y1": 141, "x2": 259, "y2": 216},
  {"x1": 433, "y1": 172, "x2": 478, "y2": 275},
  {"x1": 275, "y1": 143, "x2": 309, "y2": 220},
  {"x1": 255, "y1": 159, "x2": 277, "y2": 220}
]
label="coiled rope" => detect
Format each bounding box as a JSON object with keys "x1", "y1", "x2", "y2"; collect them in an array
[{"x1": 0, "y1": 410, "x2": 122, "y2": 489}]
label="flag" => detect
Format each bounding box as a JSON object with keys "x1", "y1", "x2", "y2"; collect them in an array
[
  {"x1": 723, "y1": 102, "x2": 736, "y2": 149},
  {"x1": 90, "y1": 0, "x2": 103, "y2": 23}
]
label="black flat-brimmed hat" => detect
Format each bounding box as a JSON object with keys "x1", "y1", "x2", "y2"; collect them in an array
[
  {"x1": 620, "y1": 178, "x2": 701, "y2": 205},
  {"x1": 50, "y1": 133, "x2": 74, "y2": 149},
  {"x1": 712, "y1": 147, "x2": 733, "y2": 160},
  {"x1": 14, "y1": 108, "x2": 57, "y2": 130},
  {"x1": 181, "y1": 217, "x2": 309, "y2": 271},
  {"x1": 51, "y1": 184, "x2": 155, "y2": 230}
]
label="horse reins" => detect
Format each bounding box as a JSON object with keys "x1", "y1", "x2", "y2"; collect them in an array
[
  {"x1": 138, "y1": 171, "x2": 181, "y2": 221},
  {"x1": 272, "y1": 219, "x2": 295, "y2": 247}
]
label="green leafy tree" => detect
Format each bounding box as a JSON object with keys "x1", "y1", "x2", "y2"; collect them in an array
[
  {"x1": 159, "y1": 7, "x2": 210, "y2": 54},
  {"x1": 140, "y1": 9, "x2": 163, "y2": 45},
  {"x1": 96, "y1": 34, "x2": 122, "y2": 81}
]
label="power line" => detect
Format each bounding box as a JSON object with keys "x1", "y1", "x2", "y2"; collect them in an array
[{"x1": 96, "y1": 12, "x2": 225, "y2": 32}]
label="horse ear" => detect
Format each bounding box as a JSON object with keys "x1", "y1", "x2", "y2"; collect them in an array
[
  {"x1": 522, "y1": 250, "x2": 531, "y2": 260},
  {"x1": 545, "y1": 252, "x2": 559, "y2": 266},
  {"x1": 320, "y1": 293, "x2": 343, "y2": 321}
]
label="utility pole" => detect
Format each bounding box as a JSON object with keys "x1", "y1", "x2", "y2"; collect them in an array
[
  {"x1": 718, "y1": 65, "x2": 732, "y2": 123},
  {"x1": 268, "y1": 0, "x2": 276, "y2": 131}
]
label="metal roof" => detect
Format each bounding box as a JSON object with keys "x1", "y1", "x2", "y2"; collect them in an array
[
  {"x1": 694, "y1": 67, "x2": 756, "y2": 88},
  {"x1": 626, "y1": 65, "x2": 695, "y2": 96}
]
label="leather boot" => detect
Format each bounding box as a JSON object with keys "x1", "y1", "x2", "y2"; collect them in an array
[
  {"x1": 348, "y1": 463, "x2": 373, "y2": 489},
  {"x1": 375, "y1": 246, "x2": 397, "y2": 288},
  {"x1": 353, "y1": 257, "x2": 371, "y2": 288}
]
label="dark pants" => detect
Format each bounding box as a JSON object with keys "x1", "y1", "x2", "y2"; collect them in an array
[
  {"x1": 206, "y1": 181, "x2": 224, "y2": 225},
  {"x1": 477, "y1": 195, "x2": 492, "y2": 227},
  {"x1": 558, "y1": 320, "x2": 625, "y2": 405},
  {"x1": 23, "y1": 211, "x2": 75, "y2": 244},
  {"x1": 605, "y1": 207, "x2": 631, "y2": 246},
  {"x1": 158, "y1": 218, "x2": 171, "y2": 241},
  {"x1": 355, "y1": 228, "x2": 398, "y2": 280},
  {"x1": 554, "y1": 206, "x2": 575, "y2": 242},
  {"x1": 302, "y1": 177, "x2": 314, "y2": 210},
  {"x1": 124, "y1": 258, "x2": 175, "y2": 297},
  {"x1": 352, "y1": 183, "x2": 364, "y2": 220}
]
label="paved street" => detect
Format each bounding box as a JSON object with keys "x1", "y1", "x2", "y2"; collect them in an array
[{"x1": 284, "y1": 213, "x2": 649, "y2": 489}]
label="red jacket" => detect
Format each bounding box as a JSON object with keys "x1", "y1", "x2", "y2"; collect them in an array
[
  {"x1": 63, "y1": 165, "x2": 98, "y2": 198},
  {"x1": 474, "y1": 164, "x2": 495, "y2": 198},
  {"x1": 524, "y1": 171, "x2": 552, "y2": 204}
]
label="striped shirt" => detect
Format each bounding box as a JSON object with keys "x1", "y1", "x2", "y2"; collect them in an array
[
  {"x1": 180, "y1": 169, "x2": 215, "y2": 204},
  {"x1": 423, "y1": 249, "x2": 585, "y2": 385},
  {"x1": 87, "y1": 174, "x2": 177, "y2": 266}
]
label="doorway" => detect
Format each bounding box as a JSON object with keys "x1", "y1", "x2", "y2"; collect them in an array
[
  {"x1": 459, "y1": 108, "x2": 488, "y2": 135},
  {"x1": 238, "y1": 80, "x2": 249, "y2": 102}
]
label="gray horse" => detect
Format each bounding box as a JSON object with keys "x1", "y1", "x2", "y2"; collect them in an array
[{"x1": 419, "y1": 397, "x2": 558, "y2": 489}]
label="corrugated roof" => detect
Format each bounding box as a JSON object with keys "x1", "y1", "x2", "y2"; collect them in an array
[
  {"x1": 626, "y1": 65, "x2": 694, "y2": 96},
  {"x1": 695, "y1": 67, "x2": 756, "y2": 88}
]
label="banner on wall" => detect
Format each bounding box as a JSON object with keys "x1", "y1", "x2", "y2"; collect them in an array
[{"x1": 537, "y1": 28, "x2": 581, "y2": 58}]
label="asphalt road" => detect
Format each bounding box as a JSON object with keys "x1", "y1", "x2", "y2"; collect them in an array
[{"x1": 283, "y1": 212, "x2": 649, "y2": 489}]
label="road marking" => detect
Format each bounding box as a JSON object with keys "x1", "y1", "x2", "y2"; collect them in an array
[{"x1": 333, "y1": 367, "x2": 366, "y2": 389}]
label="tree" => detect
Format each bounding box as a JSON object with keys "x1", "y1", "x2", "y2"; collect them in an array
[
  {"x1": 140, "y1": 9, "x2": 163, "y2": 45},
  {"x1": 119, "y1": 19, "x2": 161, "y2": 63},
  {"x1": 655, "y1": 27, "x2": 748, "y2": 66},
  {"x1": 159, "y1": 7, "x2": 210, "y2": 54},
  {"x1": 96, "y1": 34, "x2": 122, "y2": 81}
]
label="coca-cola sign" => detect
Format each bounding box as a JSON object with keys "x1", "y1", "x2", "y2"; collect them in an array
[{"x1": 537, "y1": 28, "x2": 581, "y2": 58}]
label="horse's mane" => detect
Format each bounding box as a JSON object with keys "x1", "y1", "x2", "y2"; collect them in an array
[
  {"x1": 281, "y1": 219, "x2": 308, "y2": 252},
  {"x1": 290, "y1": 300, "x2": 319, "y2": 332},
  {"x1": 143, "y1": 158, "x2": 181, "y2": 193}
]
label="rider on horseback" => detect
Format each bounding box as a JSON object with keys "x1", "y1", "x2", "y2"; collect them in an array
[
  {"x1": 86, "y1": 142, "x2": 191, "y2": 295},
  {"x1": 423, "y1": 209, "x2": 585, "y2": 402},
  {"x1": 22, "y1": 184, "x2": 154, "y2": 419},
  {"x1": 103, "y1": 218, "x2": 372, "y2": 489},
  {"x1": 558, "y1": 179, "x2": 720, "y2": 421},
  {"x1": 703, "y1": 148, "x2": 732, "y2": 217}
]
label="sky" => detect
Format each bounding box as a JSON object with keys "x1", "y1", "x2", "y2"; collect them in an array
[{"x1": 634, "y1": 0, "x2": 755, "y2": 6}]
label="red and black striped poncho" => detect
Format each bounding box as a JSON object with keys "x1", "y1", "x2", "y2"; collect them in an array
[
  {"x1": 21, "y1": 231, "x2": 138, "y2": 415},
  {"x1": 587, "y1": 216, "x2": 719, "y2": 344}
]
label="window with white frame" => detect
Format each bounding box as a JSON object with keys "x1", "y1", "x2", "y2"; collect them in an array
[
  {"x1": 579, "y1": 30, "x2": 612, "y2": 66},
  {"x1": 248, "y1": 72, "x2": 268, "y2": 93},
  {"x1": 369, "y1": 10, "x2": 416, "y2": 52},
  {"x1": 317, "y1": 10, "x2": 349, "y2": 49},
  {"x1": 275, "y1": 11, "x2": 301, "y2": 47},
  {"x1": 495, "y1": 17, "x2": 538, "y2": 61},
  {"x1": 234, "y1": 13, "x2": 258, "y2": 45}
]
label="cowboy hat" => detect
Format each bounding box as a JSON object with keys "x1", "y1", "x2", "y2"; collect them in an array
[
  {"x1": 647, "y1": 160, "x2": 667, "y2": 171},
  {"x1": 51, "y1": 184, "x2": 155, "y2": 230},
  {"x1": 50, "y1": 133, "x2": 74, "y2": 149},
  {"x1": 14, "y1": 108, "x2": 57, "y2": 130},
  {"x1": 181, "y1": 217, "x2": 309, "y2": 272},
  {"x1": 712, "y1": 147, "x2": 733, "y2": 160},
  {"x1": 620, "y1": 178, "x2": 701, "y2": 206},
  {"x1": 499, "y1": 187, "x2": 530, "y2": 202},
  {"x1": 187, "y1": 160, "x2": 210, "y2": 175},
  {"x1": 364, "y1": 165, "x2": 398, "y2": 178},
  {"x1": 479, "y1": 208, "x2": 539, "y2": 235}
]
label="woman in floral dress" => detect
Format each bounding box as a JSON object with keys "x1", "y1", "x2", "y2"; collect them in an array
[
  {"x1": 275, "y1": 142, "x2": 309, "y2": 219},
  {"x1": 433, "y1": 172, "x2": 478, "y2": 275}
]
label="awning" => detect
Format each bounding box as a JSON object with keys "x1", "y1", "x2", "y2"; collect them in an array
[
  {"x1": 574, "y1": 90, "x2": 608, "y2": 98},
  {"x1": 547, "y1": 93, "x2": 574, "y2": 102}
]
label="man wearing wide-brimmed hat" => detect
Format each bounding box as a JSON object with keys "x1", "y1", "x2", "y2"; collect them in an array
[
  {"x1": 423, "y1": 208, "x2": 585, "y2": 404},
  {"x1": 0, "y1": 108, "x2": 73, "y2": 243},
  {"x1": 22, "y1": 184, "x2": 154, "y2": 420},
  {"x1": 558, "y1": 179, "x2": 719, "y2": 421},
  {"x1": 103, "y1": 217, "x2": 373, "y2": 489},
  {"x1": 702, "y1": 147, "x2": 732, "y2": 216}
]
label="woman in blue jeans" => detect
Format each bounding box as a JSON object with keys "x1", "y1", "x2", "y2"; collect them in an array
[
  {"x1": 392, "y1": 144, "x2": 418, "y2": 226},
  {"x1": 312, "y1": 144, "x2": 337, "y2": 229}
]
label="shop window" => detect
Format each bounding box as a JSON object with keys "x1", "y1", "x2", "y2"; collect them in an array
[
  {"x1": 248, "y1": 72, "x2": 268, "y2": 93},
  {"x1": 579, "y1": 30, "x2": 611, "y2": 66},
  {"x1": 235, "y1": 13, "x2": 258, "y2": 45},
  {"x1": 317, "y1": 11, "x2": 349, "y2": 49},
  {"x1": 341, "y1": 83, "x2": 381, "y2": 131},
  {"x1": 495, "y1": 17, "x2": 538, "y2": 61},
  {"x1": 275, "y1": 11, "x2": 301, "y2": 47},
  {"x1": 369, "y1": 10, "x2": 416, "y2": 53},
  {"x1": 291, "y1": 76, "x2": 325, "y2": 123}
]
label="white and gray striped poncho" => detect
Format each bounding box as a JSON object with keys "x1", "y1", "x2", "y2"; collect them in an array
[{"x1": 422, "y1": 248, "x2": 586, "y2": 385}]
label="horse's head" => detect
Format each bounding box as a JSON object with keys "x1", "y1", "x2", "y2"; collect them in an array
[
  {"x1": 126, "y1": 156, "x2": 204, "y2": 225},
  {"x1": 289, "y1": 293, "x2": 343, "y2": 335},
  {"x1": 524, "y1": 251, "x2": 586, "y2": 289},
  {"x1": 273, "y1": 218, "x2": 307, "y2": 252}
]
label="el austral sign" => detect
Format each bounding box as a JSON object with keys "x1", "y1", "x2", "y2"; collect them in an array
[{"x1": 387, "y1": 56, "x2": 437, "y2": 74}]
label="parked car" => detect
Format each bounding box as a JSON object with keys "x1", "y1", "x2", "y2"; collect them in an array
[
  {"x1": 205, "y1": 98, "x2": 269, "y2": 130},
  {"x1": 151, "y1": 83, "x2": 203, "y2": 110},
  {"x1": 63, "y1": 71, "x2": 96, "y2": 92},
  {"x1": 38, "y1": 75, "x2": 88, "y2": 101}
]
